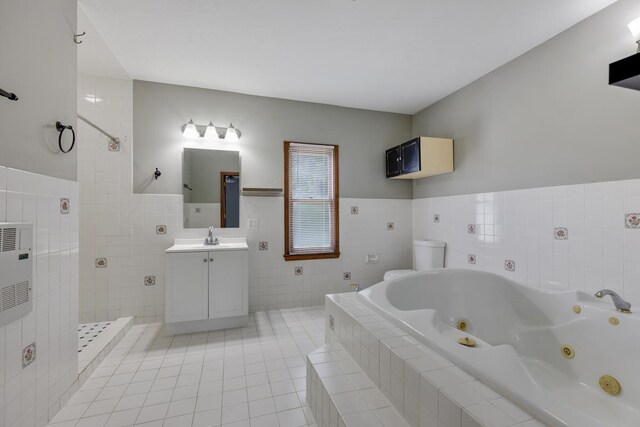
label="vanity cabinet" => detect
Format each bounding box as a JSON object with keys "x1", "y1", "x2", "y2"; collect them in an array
[
  {"x1": 208, "y1": 250, "x2": 246, "y2": 317},
  {"x1": 385, "y1": 136, "x2": 453, "y2": 179},
  {"x1": 165, "y1": 239, "x2": 248, "y2": 334},
  {"x1": 165, "y1": 252, "x2": 209, "y2": 323}
]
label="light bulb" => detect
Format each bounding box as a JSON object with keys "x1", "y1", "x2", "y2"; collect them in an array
[
  {"x1": 204, "y1": 122, "x2": 218, "y2": 139},
  {"x1": 225, "y1": 123, "x2": 239, "y2": 142},
  {"x1": 183, "y1": 120, "x2": 199, "y2": 138}
]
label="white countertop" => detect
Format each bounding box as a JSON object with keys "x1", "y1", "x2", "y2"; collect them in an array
[{"x1": 166, "y1": 237, "x2": 248, "y2": 253}]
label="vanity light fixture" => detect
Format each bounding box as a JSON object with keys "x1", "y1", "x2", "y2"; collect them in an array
[
  {"x1": 225, "y1": 123, "x2": 239, "y2": 142},
  {"x1": 183, "y1": 119, "x2": 200, "y2": 138},
  {"x1": 204, "y1": 121, "x2": 218, "y2": 140},
  {"x1": 630, "y1": 16, "x2": 640, "y2": 52},
  {"x1": 181, "y1": 120, "x2": 242, "y2": 140}
]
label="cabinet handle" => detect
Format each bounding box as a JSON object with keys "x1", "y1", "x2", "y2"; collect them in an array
[
  {"x1": 203, "y1": 259, "x2": 207, "y2": 262},
  {"x1": 209, "y1": 258, "x2": 214, "y2": 262}
]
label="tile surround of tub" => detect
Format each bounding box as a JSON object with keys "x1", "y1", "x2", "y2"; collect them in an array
[
  {"x1": 78, "y1": 75, "x2": 413, "y2": 323},
  {"x1": 413, "y1": 180, "x2": 640, "y2": 306},
  {"x1": 0, "y1": 165, "x2": 80, "y2": 426},
  {"x1": 324, "y1": 293, "x2": 545, "y2": 427}
]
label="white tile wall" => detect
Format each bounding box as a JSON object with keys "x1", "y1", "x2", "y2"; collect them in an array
[
  {"x1": 0, "y1": 165, "x2": 80, "y2": 427},
  {"x1": 245, "y1": 197, "x2": 412, "y2": 312},
  {"x1": 78, "y1": 74, "x2": 413, "y2": 323},
  {"x1": 78, "y1": 75, "x2": 177, "y2": 324},
  {"x1": 413, "y1": 180, "x2": 640, "y2": 307}
]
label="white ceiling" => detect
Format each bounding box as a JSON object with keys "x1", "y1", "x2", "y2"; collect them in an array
[
  {"x1": 78, "y1": 0, "x2": 617, "y2": 114},
  {"x1": 77, "y1": 5, "x2": 130, "y2": 80}
]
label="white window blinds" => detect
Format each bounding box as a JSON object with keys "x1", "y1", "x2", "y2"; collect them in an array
[{"x1": 287, "y1": 142, "x2": 337, "y2": 256}]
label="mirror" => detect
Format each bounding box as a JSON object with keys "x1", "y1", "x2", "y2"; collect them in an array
[{"x1": 182, "y1": 148, "x2": 240, "y2": 228}]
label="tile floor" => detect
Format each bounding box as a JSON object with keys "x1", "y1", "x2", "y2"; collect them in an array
[{"x1": 49, "y1": 307, "x2": 325, "y2": 427}]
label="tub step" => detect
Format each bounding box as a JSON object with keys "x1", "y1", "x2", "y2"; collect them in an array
[{"x1": 306, "y1": 343, "x2": 409, "y2": 427}]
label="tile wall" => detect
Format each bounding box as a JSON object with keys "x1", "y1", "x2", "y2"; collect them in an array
[
  {"x1": 78, "y1": 76, "x2": 176, "y2": 324},
  {"x1": 78, "y1": 75, "x2": 413, "y2": 323},
  {"x1": 0, "y1": 166, "x2": 80, "y2": 427},
  {"x1": 244, "y1": 197, "x2": 412, "y2": 311},
  {"x1": 413, "y1": 180, "x2": 640, "y2": 306}
]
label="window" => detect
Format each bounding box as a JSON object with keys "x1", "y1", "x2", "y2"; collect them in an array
[{"x1": 284, "y1": 141, "x2": 339, "y2": 261}]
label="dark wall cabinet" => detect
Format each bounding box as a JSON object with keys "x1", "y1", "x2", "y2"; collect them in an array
[
  {"x1": 385, "y1": 146, "x2": 402, "y2": 177},
  {"x1": 385, "y1": 137, "x2": 453, "y2": 180}
]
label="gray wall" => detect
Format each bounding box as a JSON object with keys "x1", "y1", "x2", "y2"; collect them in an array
[
  {"x1": 413, "y1": 0, "x2": 640, "y2": 199},
  {"x1": 0, "y1": 0, "x2": 77, "y2": 180},
  {"x1": 133, "y1": 80, "x2": 412, "y2": 199}
]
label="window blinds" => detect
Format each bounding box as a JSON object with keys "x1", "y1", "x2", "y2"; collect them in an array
[{"x1": 287, "y1": 143, "x2": 336, "y2": 255}]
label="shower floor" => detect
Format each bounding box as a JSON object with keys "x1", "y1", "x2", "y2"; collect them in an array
[{"x1": 77, "y1": 317, "x2": 133, "y2": 374}]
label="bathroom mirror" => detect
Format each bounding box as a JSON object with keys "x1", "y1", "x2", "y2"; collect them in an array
[{"x1": 182, "y1": 148, "x2": 240, "y2": 228}]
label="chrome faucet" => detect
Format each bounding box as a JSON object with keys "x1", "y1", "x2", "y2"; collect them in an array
[
  {"x1": 204, "y1": 226, "x2": 219, "y2": 246},
  {"x1": 594, "y1": 289, "x2": 632, "y2": 313}
]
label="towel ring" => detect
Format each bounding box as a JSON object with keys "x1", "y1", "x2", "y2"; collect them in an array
[{"x1": 56, "y1": 121, "x2": 76, "y2": 153}]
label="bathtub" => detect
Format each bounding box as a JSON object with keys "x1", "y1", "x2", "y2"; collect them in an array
[{"x1": 357, "y1": 269, "x2": 640, "y2": 427}]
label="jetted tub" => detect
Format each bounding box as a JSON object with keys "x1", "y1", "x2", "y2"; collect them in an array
[{"x1": 357, "y1": 269, "x2": 640, "y2": 427}]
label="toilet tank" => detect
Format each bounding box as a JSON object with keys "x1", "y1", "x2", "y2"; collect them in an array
[{"x1": 414, "y1": 240, "x2": 445, "y2": 271}]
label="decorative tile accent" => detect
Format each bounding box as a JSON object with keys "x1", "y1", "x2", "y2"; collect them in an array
[
  {"x1": 95, "y1": 258, "x2": 108, "y2": 268},
  {"x1": 433, "y1": 214, "x2": 440, "y2": 223},
  {"x1": 259, "y1": 242, "x2": 268, "y2": 251},
  {"x1": 294, "y1": 266, "x2": 303, "y2": 276},
  {"x1": 467, "y1": 224, "x2": 476, "y2": 234},
  {"x1": 108, "y1": 140, "x2": 121, "y2": 152},
  {"x1": 60, "y1": 198, "x2": 70, "y2": 214},
  {"x1": 387, "y1": 222, "x2": 395, "y2": 230},
  {"x1": 343, "y1": 272, "x2": 352, "y2": 281},
  {"x1": 350, "y1": 206, "x2": 359, "y2": 215},
  {"x1": 144, "y1": 276, "x2": 156, "y2": 286},
  {"x1": 505, "y1": 260, "x2": 516, "y2": 272},
  {"x1": 467, "y1": 254, "x2": 476, "y2": 265},
  {"x1": 625, "y1": 213, "x2": 640, "y2": 229},
  {"x1": 554, "y1": 227, "x2": 568, "y2": 240},
  {"x1": 22, "y1": 343, "x2": 36, "y2": 368},
  {"x1": 156, "y1": 225, "x2": 167, "y2": 234}
]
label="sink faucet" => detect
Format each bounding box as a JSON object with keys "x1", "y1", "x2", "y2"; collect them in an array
[
  {"x1": 204, "y1": 226, "x2": 219, "y2": 246},
  {"x1": 594, "y1": 289, "x2": 632, "y2": 313}
]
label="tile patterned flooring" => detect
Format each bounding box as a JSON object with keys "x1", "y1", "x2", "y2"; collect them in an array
[{"x1": 49, "y1": 307, "x2": 325, "y2": 427}]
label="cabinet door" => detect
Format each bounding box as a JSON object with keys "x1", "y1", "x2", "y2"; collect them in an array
[
  {"x1": 209, "y1": 251, "x2": 248, "y2": 318},
  {"x1": 401, "y1": 139, "x2": 421, "y2": 174},
  {"x1": 385, "y1": 146, "x2": 402, "y2": 178},
  {"x1": 166, "y1": 253, "x2": 209, "y2": 323}
]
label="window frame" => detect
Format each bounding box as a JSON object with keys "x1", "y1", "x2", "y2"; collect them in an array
[{"x1": 283, "y1": 140, "x2": 340, "y2": 261}]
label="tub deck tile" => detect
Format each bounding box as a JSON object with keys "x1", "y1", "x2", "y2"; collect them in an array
[{"x1": 319, "y1": 293, "x2": 546, "y2": 427}]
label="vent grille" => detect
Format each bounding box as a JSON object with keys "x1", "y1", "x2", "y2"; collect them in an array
[
  {"x1": 0, "y1": 282, "x2": 30, "y2": 312},
  {"x1": 16, "y1": 282, "x2": 29, "y2": 305},
  {"x1": 1, "y1": 228, "x2": 17, "y2": 252},
  {"x1": 1, "y1": 284, "x2": 16, "y2": 312}
]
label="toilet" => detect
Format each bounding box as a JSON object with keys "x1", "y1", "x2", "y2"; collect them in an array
[{"x1": 383, "y1": 240, "x2": 446, "y2": 280}]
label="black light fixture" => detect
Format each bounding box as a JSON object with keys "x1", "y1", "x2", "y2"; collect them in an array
[{"x1": 609, "y1": 16, "x2": 640, "y2": 91}]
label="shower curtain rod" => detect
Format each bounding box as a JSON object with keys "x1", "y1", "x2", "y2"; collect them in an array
[{"x1": 77, "y1": 113, "x2": 120, "y2": 145}]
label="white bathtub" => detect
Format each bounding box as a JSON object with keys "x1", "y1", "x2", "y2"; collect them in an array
[{"x1": 357, "y1": 269, "x2": 640, "y2": 427}]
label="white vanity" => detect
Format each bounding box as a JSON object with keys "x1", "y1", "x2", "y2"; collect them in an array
[{"x1": 165, "y1": 237, "x2": 248, "y2": 335}]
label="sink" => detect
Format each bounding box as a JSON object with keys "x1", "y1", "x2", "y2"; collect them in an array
[{"x1": 166, "y1": 237, "x2": 248, "y2": 253}]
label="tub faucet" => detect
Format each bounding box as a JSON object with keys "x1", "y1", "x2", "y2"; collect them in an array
[
  {"x1": 594, "y1": 289, "x2": 632, "y2": 313},
  {"x1": 204, "y1": 226, "x2": 219, "y2": 246}
]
